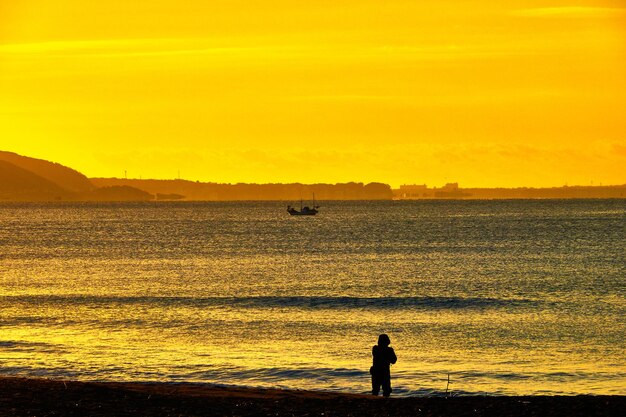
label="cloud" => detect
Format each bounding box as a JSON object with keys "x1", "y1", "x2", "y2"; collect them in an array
[
  {"x1": 0, "y1": 38, "x2": 279, "y2": 58},
  {"x1": 612, "y1": 143, "x2": 626, "y2": 158},
  {"x1": 0, "y1": 37, "x2": 540, "y2": 64},
  {"x1": 284, "y1": 95, "x2": 401, "y2": 103},
  {"x1": 511, "y1": 7, "x2": 626, "y2": 18}
]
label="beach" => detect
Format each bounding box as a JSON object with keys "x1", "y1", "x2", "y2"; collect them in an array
[{"x1": 1, "y1": 377, "x2": 624, "y2": 417}]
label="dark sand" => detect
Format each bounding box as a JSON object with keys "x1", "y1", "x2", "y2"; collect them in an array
[{"x1": 0, "y1": 377, "x2": 623, "y2": 416}]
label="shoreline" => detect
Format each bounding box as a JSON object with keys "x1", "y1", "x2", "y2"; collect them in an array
[{"x1": 1, "y1": 377, "x2": 624, "y2": 416}]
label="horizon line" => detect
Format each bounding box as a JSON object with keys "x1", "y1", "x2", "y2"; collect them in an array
[{"x1": 91, "y1": 177, "x2": 626, "y2": 190}]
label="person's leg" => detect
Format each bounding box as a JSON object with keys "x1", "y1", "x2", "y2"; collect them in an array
[
  {"x1": 382, "y1": 377, "x2": 392, "y2": 397},
  {"x1": 371, "y1": 375, "x2": 381, "y2": 395}
]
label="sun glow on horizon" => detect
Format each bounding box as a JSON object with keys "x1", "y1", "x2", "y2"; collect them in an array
[{"x1": 1, "y1": 1, "x2": 625, "y2": 188}]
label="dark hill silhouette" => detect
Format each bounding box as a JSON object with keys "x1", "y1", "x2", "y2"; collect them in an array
[
  {"x1": 76, "y1": 186, "x2": 154, "y2": 201},
  {"x1": 0, "y1": 160, "x2": 72, "y2": 201},
  {"x1": 3, "y1": 151, "x2": 622, "y2": 202},
  {"x1": 0, "y1": 151, "x2": 94, "y2": 192},
  {"x1": 0, "y1": 151, "x2": 153, "y2": 201},
  {"x1": 90, "y1": 178, "x2": 394, "y2": 200}
]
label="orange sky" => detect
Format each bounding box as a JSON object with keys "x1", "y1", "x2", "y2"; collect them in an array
[{"x1": 1, "y1": 0, "x2": 624, "y2": 187}]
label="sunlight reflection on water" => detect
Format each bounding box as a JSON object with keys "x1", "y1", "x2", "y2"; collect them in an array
[{"x1": 0, "y1": 200, "x2": 624, "y2": 395}]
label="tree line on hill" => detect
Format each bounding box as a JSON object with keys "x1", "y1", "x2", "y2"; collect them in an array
[
  {"x1": 0, "y1": 151, "x2": 391, "y2": 201},
  {"x1": 90, "y1": 178, "x2": 393, "y2": 201}
]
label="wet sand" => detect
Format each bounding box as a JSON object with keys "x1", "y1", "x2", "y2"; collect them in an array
[{"x1": 0, "y1": 377, "x2": 623, "y2": 416}]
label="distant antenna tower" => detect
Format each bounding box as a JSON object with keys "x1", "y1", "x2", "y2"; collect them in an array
[
  {"x1": 178, "y1": 169, "x2": 180, "y2": 180},
  {"x1": 125, "y1": 170, "x2": 127, "y2": 179}
]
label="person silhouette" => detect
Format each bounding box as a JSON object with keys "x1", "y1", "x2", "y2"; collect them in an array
[{"x1": 370, "y1": 333, "x2": 397, "y2": 397}]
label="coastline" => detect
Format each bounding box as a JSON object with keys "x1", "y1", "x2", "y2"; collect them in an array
[{"x1": 1, "y1": 377, "x2": 623, "y2": 417}]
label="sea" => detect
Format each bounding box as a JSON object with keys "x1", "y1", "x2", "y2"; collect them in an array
[{"x1": 0, "y1": 200, "x2": 624, "y2": 396}]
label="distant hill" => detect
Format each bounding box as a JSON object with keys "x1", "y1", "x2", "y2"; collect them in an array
[
  {"x1": 0, "y1": 151, "x2": 153, "y2": 201},
  {"x1": 4, "y1": 150, "x2": 623, "y2": 202},
  {"x1": 0, "y1": 151, "x2": 94, "y2": 192},
  {"x1": 90, "y1": 178, "x2": 394, "y2": 200},
  {"x1": 76, "y1": 185, "x2": 154, "y2": 201},
  {"x1": 0, "y1": 160, "x2": 72, "y2": 201}
]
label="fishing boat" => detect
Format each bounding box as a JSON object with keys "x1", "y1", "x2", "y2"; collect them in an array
[{"x1": 287, "y1": 195, "x2": 319, "y2": 216}]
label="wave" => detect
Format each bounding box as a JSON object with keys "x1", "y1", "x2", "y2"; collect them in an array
[
  {"x1": 1, "y1": 295, "x2": 539, "y2": 310},
  {"x1": 0, "y1": 340, "x2": 64, "y2": 353},
  {"x1": 3, "y1": 363, "x2": 622, "y2": 396}
]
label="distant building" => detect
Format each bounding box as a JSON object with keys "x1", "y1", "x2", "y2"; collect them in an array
[
  {"x1": 395, "y1": 183, "x2": 471, "y2": 199},
  {"x1": 434, "y1": 182, "x2": 469, "y2": 198},
  {"x1": 398, "y1": 184, "x2": 431, "y2": 198},
  {"x1": 440, "y1": 183, "x2": 458, "y2": 191},
  {"x1": 394, "y1": 182, "x2": 626, "y2": 199}
]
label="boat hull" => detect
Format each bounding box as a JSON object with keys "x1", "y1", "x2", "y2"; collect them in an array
[
  {"x1": 287, "y1": 201, "x2": 319, "y2": 216},
  {"x1": 287, "y1": 208, "x2": 317, "y2": 216},
  {"x1": 288, "y1": 210, "x2": 317, "y2": 216}
]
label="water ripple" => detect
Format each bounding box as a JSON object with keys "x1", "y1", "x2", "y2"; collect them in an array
[{"x1": 2, "y1": 295, "x2": 539, "y2": 310}]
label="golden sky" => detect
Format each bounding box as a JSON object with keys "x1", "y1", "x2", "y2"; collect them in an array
[{"x1": 1, "y1": 0, "x2": 625, "y2": 187}]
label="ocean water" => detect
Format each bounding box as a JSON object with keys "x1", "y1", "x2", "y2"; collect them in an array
[{"x1": 0, "y1": 200, "x2": 624, "y2": 396}]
